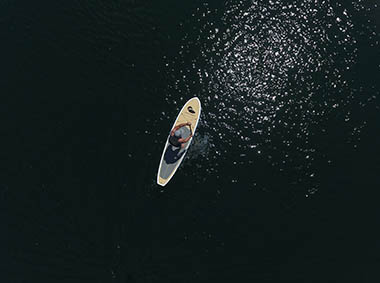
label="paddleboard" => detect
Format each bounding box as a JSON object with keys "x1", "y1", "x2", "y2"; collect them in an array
[{"x1": 157, "y1": 97, "x2": 201, "y2": 186}]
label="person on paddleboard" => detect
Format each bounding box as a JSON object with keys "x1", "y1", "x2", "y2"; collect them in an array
[{"x1": 169, "y1": 122, "x2": 193, "y2": 149}]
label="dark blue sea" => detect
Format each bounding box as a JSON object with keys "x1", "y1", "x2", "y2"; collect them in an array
[{"x1": 1, "y1": 0, "x2": 380, "y2": 282}]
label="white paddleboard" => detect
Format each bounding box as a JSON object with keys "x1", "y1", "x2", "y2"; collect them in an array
[{"x1": 157, "y1": 97, "x2": 201, "y2": 186}]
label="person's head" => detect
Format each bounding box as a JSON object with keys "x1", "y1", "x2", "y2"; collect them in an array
[{"x1": 174, "y1": 129, "x2": 182, "y2": 138}]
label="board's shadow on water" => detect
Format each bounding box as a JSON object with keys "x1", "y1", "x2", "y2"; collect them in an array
[{"x1": 164, "y1": 145, "x2": 186, "y2": 164}]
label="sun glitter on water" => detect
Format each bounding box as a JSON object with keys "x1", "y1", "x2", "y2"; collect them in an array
[{"x1": 164, "y1": 0, "x2": 378, "y2": 197}]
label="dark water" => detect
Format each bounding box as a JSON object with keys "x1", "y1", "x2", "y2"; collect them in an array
[{"x1": 1, "y1": 0, "x2": 380, "y2": 282}]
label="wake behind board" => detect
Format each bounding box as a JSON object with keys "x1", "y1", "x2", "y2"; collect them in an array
[{"x1": 157, "y1": 97, "x2": 201, "y2": 186}]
